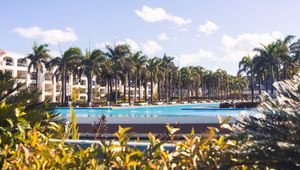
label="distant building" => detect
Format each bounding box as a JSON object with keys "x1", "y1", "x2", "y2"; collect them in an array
[{"x1": 0, "y1": 50, "x2": 149, "y2": 102}]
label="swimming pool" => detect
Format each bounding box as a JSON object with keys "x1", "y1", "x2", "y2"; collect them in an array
[{"x1": 55, "y1": 103, "x2": 246, "y2": 118}]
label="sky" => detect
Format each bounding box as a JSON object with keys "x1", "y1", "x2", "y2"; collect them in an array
[{"x1": 1, "y1": 0, "x2": 300, "y2": 74}]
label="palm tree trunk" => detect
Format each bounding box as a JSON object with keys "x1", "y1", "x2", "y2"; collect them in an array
[
  {"x1": 114, "y1": 75, "x2": 118, "y2": 104},
  {"x1": 109, "y1": 78, "x2": 113, "y2": 105},
  {"x1": 251, "y1": 73, "x2": 254, "y2": 102},
  {"x1": 134, "y1": 74, "x2": 137, "y2": 102},
  {"x1": 35, "y1": 68, "x2": 38, "y2": 88},
  {"x1": 164, "y1": 77, "x2": 167, "y2": 102},
  {"x1": 138, "y1": 80, "x2": 141, "y2": 102},
  {"x1": 107, "y1": 78, "x2": 110, "y2": 102},
  {"x1": 258, "y1": 77, "x2": 262, "y2": 95},
  {"x1": 168, "y1": 77, "x2": 171, "y2": 100},
  {"x1": 87, "y1": 73, "x2": 92, "y2": 104},
  {"x1": 123, "y1": 79, "x2": 126, "y2": 102},
  {"x1": 128, "y1": 74, "x2": 131, "y2": 105},
  {"x1": 150, "y1": 73, "x2": 153, "y2": 104},
  {"x1": 158, "y1": 80, "x2": 161, "y2": 101},
  {"x1": 196, "y1": 83, "x2": 199, "y2": 101},
  {"x1": 144, "y1": 83, "x2": 147, "y2": 102},
  {"x1": 61, "y1": 71, "x2": 66, "y2": 105},
  {"x1": 188, "y1": 83, "x2": 190, "y2": 102}
]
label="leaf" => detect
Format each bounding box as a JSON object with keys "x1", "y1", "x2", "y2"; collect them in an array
[
  {"x1": 0, "y1": 101, "x2": 6, "y2": 108},
  {"x1": 127, "y1": 161, "x2": 140, "y2": 167},
  {"x1": 6, "y1": 119, "x2": 14, "y2": 128},
  {"x1": 217, "y1": 136, "x2": 224, "y2": 145},
  {"x1": 217, "y1": 115, "x2": 222, "y2": 124},
  {"x1": 191, "y1": 127, "x2": 195, "y2": 136},
  {"x1": 31, "y1": 129, "x2": 38, "y2": 147},
  {"x1": 220, "y1": 124, "x2": 233, "y2": 131},
  {"x1": 15, "y1": 108, "x2": 26, "y2": 117}
]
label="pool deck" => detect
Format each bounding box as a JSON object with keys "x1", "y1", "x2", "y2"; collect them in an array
[
  {"x1": 72, "y1": 115, "x2": 236, "y2": 135},
  {"x1": 72, "y1": 115, "x2": 235, "y2": 124}
]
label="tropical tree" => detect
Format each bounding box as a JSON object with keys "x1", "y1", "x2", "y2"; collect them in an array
[
  {"x1": 46, "y1": 47, "x2": 82, "y2": 105},
  {"x1": 146, "y1": 57, "x2": 162, "y2": 104},
  {"x1": 238, "y1": 55, "x2": 255, "y2": 102},
  {"x1": 180, "y1": 67, "x2": 196, "y2": 102},
  {"x1": 80, "y1": 49, "x2": 106, "y2": 104},
  {"x1": 24, "y1": 43, "x2": 50, "y2": 87},
  {"x1": 105, "y1": 44, "x2": 130, "y2": 104},
  {"x1": 161, "y1": 54, "x2": 175, "y2": 102},
  {"x1": 131, "y1": 51, "x2": 147, "y2": 102}
]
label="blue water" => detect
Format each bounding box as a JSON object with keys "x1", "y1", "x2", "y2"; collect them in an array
[{"x1": 55, "y1": 103, "x2": 248, "y2": 118}]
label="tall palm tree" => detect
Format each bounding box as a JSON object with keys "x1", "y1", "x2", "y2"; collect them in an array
[
  {"x1": 24, "y1": 43, "x2": 50, "y2": 87},
  {"x1": 80, "y1": 49, "x2": 106, "y2": 104},
  {"x1": 162, "y1": 54, "x2": 175, "y2": 102},
  {"x1": 254, "y1": 43, "x2": 278, "y2": 94},
  {"x1": 105, "y1": 44, "x2": 130, "y2": 104},
  {"x1": 180, "y1": 66, "x2": 195, "y2": 102},
  {"x1": 146, "y1": 57, "x2": 162, "y2": 104},
  {"x1": 131, "y1": 51, "x2": 147, "y2": 102},
  {"x1": 121, "y1": 55, "x2": 135, "y2": 104},
  {"x1": 46, "y1": 47, "x2": 82, "y2": 105},
  {"x1": 238, "y1": 55, "x2": 255, "y2": 102}
]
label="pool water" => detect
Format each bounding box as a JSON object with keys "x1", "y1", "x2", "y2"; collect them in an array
[{"x1": 55, "y1": 103, "x2": 247, "y2": 118}]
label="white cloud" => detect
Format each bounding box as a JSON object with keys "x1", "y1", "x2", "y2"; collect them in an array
[
  {"x1": 176, "y1": 49, "x2": 218, "y2": 69},
  {"x1": 141, "y1": 40, "x2": 163, "y2": 55},
  {"x1": 122, "y1": 39, "x2": 140, "y2": 52},
  {"x1": 135, "y1": 5, "x2": 192, "y2": 25},
  {"x1": 96, "y1": 39, "x2": 140, "y2": 52},
  {"x1": 13, "y1": 26, "x2": 77, "y2": 45},
  {"x1": 96, "y1": 39, "x2": 162, "y2": 55},
  {"x1": 198, "y1": 20, "x2": 218, "y2": 36},
  {"x1": 95, "y1": 41, "x2": 111, "y2": 50},
  {"x1": 178, "y1": 28, "x2": 188, "y2": 32},
  {"x1": 158, "y1": 33, "x2": 169, "y2": 41},
  {"x1": 221, "y1": 31, "x2": 283, "y2": 61}
]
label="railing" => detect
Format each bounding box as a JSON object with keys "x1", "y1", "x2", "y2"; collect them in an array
[
  {"x1": 5, "y1": 62, "x2": 13, "y2": 66},
  {"x1": 17, "y1": 63, "x2": 27, "y2": 67}
]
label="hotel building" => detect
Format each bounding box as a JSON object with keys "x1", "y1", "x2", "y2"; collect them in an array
[{"x1": 0, "y1": 50, "x2": 152, "y2": 103}]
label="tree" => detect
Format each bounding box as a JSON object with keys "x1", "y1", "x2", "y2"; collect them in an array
[
  {"x1": 131, "y1": 51, "x2": 147, "y2": 102},
  {"x1": 46, "y1": 47, "x2": 82, "y2": 105},
  {"x1": 146, "y1": 57, "x2": 162, "y2": 104},
  {"x1": 162, "y1": 54, "x2": 175, "y2": 102},
  {"x1": 24, "y1": 43, "x2": 50, "y2": 87},
  {"x1": 238, "y1": 55, "x2": 255, "y2": 102},
  {"x1": 231, "y1": 73, "x2": 300, "y2": 169},
  {"x1": 105, "y1": 44, "x2": 130, "y2": 104},
  {"x1": 180, "y1": 67, "x2": 196, "y2": 102},
  {"x1": 80, "y1": 49, "x2": 106, "y2": 105}
]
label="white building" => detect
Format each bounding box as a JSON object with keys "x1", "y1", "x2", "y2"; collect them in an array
[{"x1": 0, "y1": 50, "x2": 150, "y2": 103}]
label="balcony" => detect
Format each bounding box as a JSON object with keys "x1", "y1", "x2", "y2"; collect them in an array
[
  {"x1": 17, "y1": 71, "x2": 27, "y2": 79},
  {"x1": 17, "y1": 59, "x2": 27, "y2": 67}
]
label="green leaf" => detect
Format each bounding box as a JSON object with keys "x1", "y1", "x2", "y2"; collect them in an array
[{"x1": 6, "y1": 118, "x2": 14, "y2": 127}]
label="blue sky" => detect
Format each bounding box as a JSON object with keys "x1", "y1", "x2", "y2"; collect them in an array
[{"x1": 1, "y1": 0, "x2": 300, "y2": 74}]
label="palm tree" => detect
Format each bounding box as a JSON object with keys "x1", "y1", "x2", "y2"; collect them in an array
[
  {"x1": 46, "y1": 47, "x2": 82, "y2": 105},
  {"x1": 80, "y1": 49, "x2": 106, "y2": 105},
  {"x1": 194, "y1": 66, "x2": 205, "y2": 100},
  {"x1": 162, "y1": 54, "x2": 175, "y2": 102},
  {"x1": 254, "y1": 43, "x2": 278, "y2": 94},
  {"x1": 24, "y1": 43, "x2": 50, "y2": 87},
  {"x1": 121, "y1": 55, "x2": 135, "y2": 104},
  {"x1": 105, "y1": 44, "x2": 130, "y2": 104},
  {"x1": 180, "y1": 67, "x2": 195, "y2": 102},
  {"x1": 131, "y1": 51, "x2": 147, "y2": 102},
  {"x1": 146, "y1": 57, "x2": 162, "y2": 104},
  {"x1": 238, "y1": 55, "x2": 255, "y2": 102}
]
